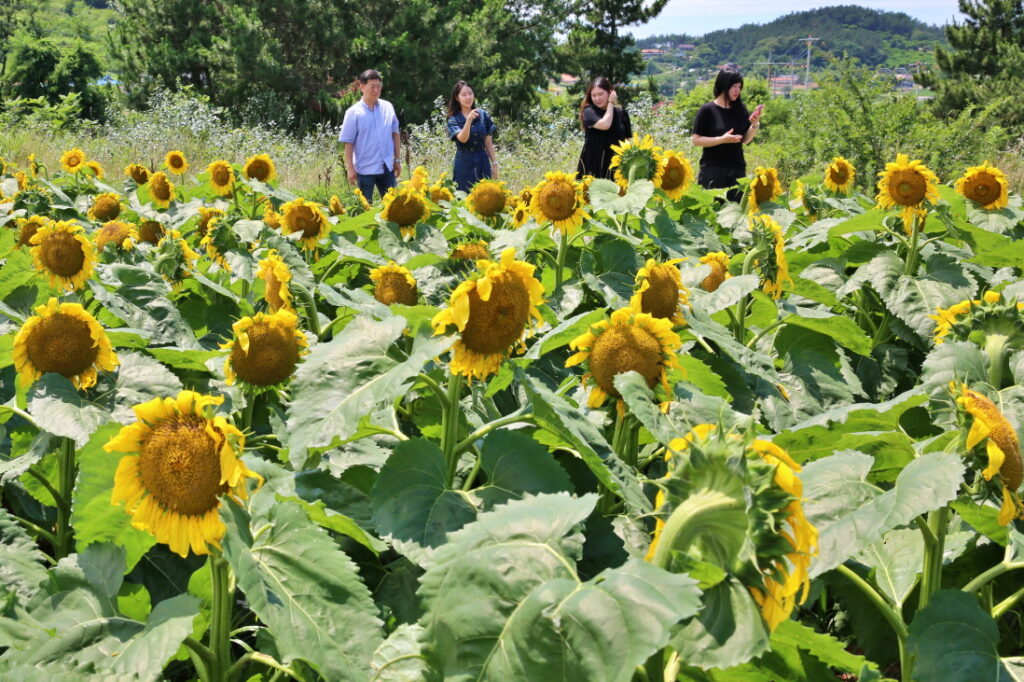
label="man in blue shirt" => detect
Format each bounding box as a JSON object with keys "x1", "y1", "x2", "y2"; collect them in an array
[{"x1": 339, "y1": 69, "x2": 402, "y2": 203}]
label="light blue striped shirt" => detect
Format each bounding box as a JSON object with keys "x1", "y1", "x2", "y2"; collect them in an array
[{"x1": 339, "y1": 98, "x2": 399, "y2": 175}]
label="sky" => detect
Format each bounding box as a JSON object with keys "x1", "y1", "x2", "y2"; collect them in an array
[{"x1": 629, "y1": 1, "x2": 966, "y2": 38}]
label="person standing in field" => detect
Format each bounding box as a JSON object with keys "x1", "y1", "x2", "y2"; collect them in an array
[
  {"x1": 447, "y1": 81, "x2": 498, "y2": 193},
  {"x1": 691, "y1": 68, "x2": 763, "y2": 202},
  {"x1": 340, "y1": 69, "x2": 402, "y2": 203},
  {"x1": 576, "y1": 76, "x2": 633, "y2": 180}
]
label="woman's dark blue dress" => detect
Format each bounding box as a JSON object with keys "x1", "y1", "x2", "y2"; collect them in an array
[{"x1": 447, "y1": 110, "x2": 496, "y2": 193}]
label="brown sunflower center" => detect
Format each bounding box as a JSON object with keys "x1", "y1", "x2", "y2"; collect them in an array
[
  {"x1": 589, "y1": 323, "x2": 663, "y2": 397},
  {"x1": 92, "y1": 196, "x2": 121, "y2": 221},
  {"x1": 991, "y1": 421, "x2": 1023, "y2": 491},
  {"x1": 753, "y1": 177, "x2": 775, "y2": 205},
  {"x1": 230, "y1": 322, "x2": 301, "y2": 386},
  {"x1": 374, "y1": 273, "x2": 417, "y2": 306},
  {"x1": 139, "y1": 416, "x2": 224, "y2": 515},
  {"x1": 538, "y1": 181, "x2": 576, "y2": 221},
  {"x1": 965, "y1": 174, "x2": 996, "y2": 202},
  {"x1": 889, "y1": 170, "x2": 926, "y2": 205},
  {"x1": 639, "y1": 268, "x2": 680, "y2": 320},
  {"x1": 289, "y1": 206, "x2": 320, "y2": 238},
  {"x1": 460, "y1": 272, "x2": 530, "y2": 354},
  {"x1": 661, "y1": 160, "x2": 686, "y2": 190},
  {"x1": 25, "y1": 312, "x2": 98, "y2": 378},
  {"x1": 96, "y1": 222, "x2": 131, "y2": 250},
  {"x1": 471, "y1": 187, "x2": 506, "y2": 217},
  {"x1": 247, "y1": 160, "x2": 270, "y2": 181},
  {"x1": 169, "y1": 155, "x2": 185, "y2": 170},
  {"x1": 829, "y1": 166, "x2": 849, "y2": 185},
  {"x1": 138, "y1": 220, "x2": 164, "y2": 244},
  {"x1": 387, "y1": 195, "x2": 426, "y2": 227},
  {"x1": 700, "y1": 260, "x2": 727, "y2": 292},
  {"x1": 131, "y1": 166, "x2": 149, "y2": 184},
  {"x1": 39, "y1": 232, "x2": 86, "y2": 277},
  {"x1": 452, "y1": 243, "x2": 488, "y2": 260},
  {"x1": 212, "y1": 166, "x2": 231, "y2": 186},
  {"x1": 151, "y1": 177, "x2": 172, "y2": 201},
  {"x1": 18, "y1": 220, "x2": 43, "y2": 247},
  {"x1": 66, "y1": 155, "x2": 83, "y2": 169}
]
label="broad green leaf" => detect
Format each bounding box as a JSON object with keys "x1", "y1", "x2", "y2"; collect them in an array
[
  {"x1": 371, "y1": 623, "x2": 435, "y2": 681},
  {"x1": 771, "y1": 619, "x2": 881, "y2": 676},
  {"x1": 616, "y1": 371, "x2": 674, "y2": 445},
  {"x1": 524, "y1": 308, "x2": 605, "y2": 359},
  {"x1": 88, "y1": 265, "x2": 197, "y2": 348},
  {"x1": 282, "y1": 495, "x2": 386, "y2": 555},
  {"x1": 222, "y1": 496, "x2": 383, "y2": 680},
  {"x1": 0, "y1": 507, "x2": 49, "y2": 602},
  {"x1": 111, "y1": 351, "x2": 182, "y2": 422},
  {"x1": 286, "y1": 317, "x2": 452, "y2": 463},
  {"x1": 589, "y1": 178, "x2": 654, "y2": 216},
  {"x1": 72, "y1": 423, "x2": 156, "y2": 571},
  {"x1": 908, "y1": 590, "x2": 1005, "y2": 682},
  {"x1": 107, "y1": 594, "x2": 200, "y2": 678},
  {"x1": 839, "y1": 250, "x2": 903, "y2": 299},
  {"x1": 27, "y1": 374, "x2": 113, "y2": 447},
  {"x1": 856, "y1": 529, "x2": 924, "y2": 608},
  {"x1": 827, "y1": 208, "x2": 886, "y2": 237},
  {"x1": 678, "y1": 355, "x2": 731, "y2": 399},
  {"x1": 786, "y1": 275, "x2": 838, "y2": 306},
  {"x1": 693, "y1": 274, "x2": 759, "y2": 313},
  {"x1": 474, "y1": 429, "x2": 574, "y2": 507},
  {"x1": 670, "y1": 576, "x2": 770, "y2": 670},
  {"x1": 957, "y1": 221, "x2": 1024, "y2": 268},
  {"x1": 781, "y1": 313, "x2": 872, "y2": 356},
  {"x1": 0, "y1": 249, "x2": 36, "y2": 301},
  {"x1": 370, "y1": 438, "x2": 477, "y2": 560},
  {"x1": 920, "y1": 342, "x2": 989, "y2": 396},
  {"x1": 951, "y1": 500, "x2": 1008, "y2": 546},
  {"x1": 145, "y1": 347, "x2": 222, "y2": 372},
  {"x1": 885, "y1": 274, "x2": 963, "y2": 340}
]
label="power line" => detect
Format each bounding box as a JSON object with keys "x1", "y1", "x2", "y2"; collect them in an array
[{"x1": 798, "y1": 36, "x2": 818, "y2": 90}]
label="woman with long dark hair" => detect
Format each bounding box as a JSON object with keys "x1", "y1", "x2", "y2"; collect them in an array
[
  {"x1": 576, "y1": 76, "x2": 632, "y2": 179},
  {"x1": 446, "y1": 80, "x2": 498, "y2": 193},
  {"x1": 691, "y1": 68, "x2": 763, "y2": 202}
]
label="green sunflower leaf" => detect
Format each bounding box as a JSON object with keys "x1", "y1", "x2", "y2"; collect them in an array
[
  {"x1": 0, "y1": 507, "x2": 49, "y2": 603},
  {"x1": 371, "y1": 623, "x2": 435, "y2": 681},
  {"x1": 87, "y1": 264, "x2": 198, "y2": 348},
  {"x1": 27, "y1": 374, "x2": 113, "y2": 447},
  {"x1": 907, "y1": 590, "x2": 1007, "y2": 682}
]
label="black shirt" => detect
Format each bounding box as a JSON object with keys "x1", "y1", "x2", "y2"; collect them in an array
[
  {"x1": 577, "y1": 105, "x2": 633, "y2": 180},
  {"x1": 692, "y1": 101, "x2": 750, "y2": 169}
]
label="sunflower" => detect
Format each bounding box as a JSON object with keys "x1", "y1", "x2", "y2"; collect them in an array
[
  {"x1": 256, "y1": 249, "x2": 293, "y2": 313},
  {"x1": 408, "y1": 166, "x2": 429, "y2": 191},
  {"x1": 164, "y1": 151, "x2": 188, "y2": 175},
  {"x1": 752, "y1": 214, "x2": 791, "y2": 299},
  {"x1": 630, "y1": 258, "x2": 689, "y2": 325},
  {"x1": 60, "y1": 148, "x2": 87, "y2": 174},
  {"x1": 329, "y1": 195, "x2": 345, "y2": 216},
  {"x1": 196, "y1": 206, "x2": 224, "y2": 237},
  {"x1": 148, "y1": 172, "x2": 175, "y2": 209},
  {"x1": 125, "y1": 164, "x2": 150, "y2": 185},
  {"x1": 510, "y1": 197, "x2": 531, "y2": 228},
  {"x1": 930, "y1": 292, "x2": 1024, "y2": 346},
  {"x1": 153, "y1": 229, "x2": 200, "y2": 283},
  {"x1": 748, "y1": 166, "x2": 784, "y2": 214},
  {"x1": 15, "y1": 170, "x2": 28, "y2": 191},
  {"x1": 106, "y1": 391, "x2": 261, "y2": 558},
  {"x1": 279, "y1": 197, "x2": 329, "y2": 251},
  {"x1": 12, "y1": 297, "x2": 118, "y2": 390},
  {"x1": 85, "y1": 161, "x2": 105, "y2": 179},
  {"x1": 370, "y1": 262, "x2": 418, "y2": 305},
  {"x1": 450, "y1": 240, "x2": 489, "y2": 261},
  {"x1": 955, "y1": 161, "x2": 1009, "y2": 210},
  {"x1": 15, "y1": 215, "x2": 49, "y2": 248},
  {"x1": 876, "y1": 153, "x2": 940, "y2": 228},
  {"x1": 380, "y1": 186, "x2": 429, "y2": 238},
  {"x1": 28, "y1": 153, "x2": 40, "y2": 178},
  {"x1": 222, "y1": 310, "x2": 308, "y2": 390},
  {"x1": 29, "y1": 220, "x2": 95, "y2": 291},
  {"x1": 654, "y1": 149, "x2": 694, "y2": 200},
  {"x1": 566, "y1": 306, "x2": 682, "y2": 409},
  {"x1": 138, "y1": 220, "x2": 165, "y2": 245},
  {"x1": 610, "y1": 134, "x2": 662, "y2": 187},
  {"x1": 518, "y1": 187, "x2": 534, "y2": 207},
  {"x1": 431, "y1": 247, "x2": 545, "y2": 381},
  {"x1": 429, "y1": 182, "x2": 454, "y2": 204},
  {"x1": 466, "y1": 179, "x2": 509, "y2": 218},
  {"x1": 264, "y1": 205, "x2": 282, "y2": 229},
  {"x1": 699, "y1": 252, "x2": 732, "y2": 292},
  {"x1": 95, "y1": 221, "x2": 138, "y2": 252},
  {"x1": 207, "y1": 160, "x2": 235, "y2": 196},
  {"x1": 823, "y1": 157, "x2": 856, "y2": 194},
  {"x1": 199, "y1": 218, "x2": 237, "y2": 272},
  {"x1": 87, "y1": 192, "x2": 122, "y2": 222},
  {"x1": 530, "y1": 170, "x2": 588, "y2": 235},
  {"x1": 354, "y1": 188, "x2": 371, "y2": 211},
  {"x1": 243, "y1": 154, "x2": 277, "y2": 183},
  {"x1": 955, "y1": 384, "x2": 1024, "y2": 525}
]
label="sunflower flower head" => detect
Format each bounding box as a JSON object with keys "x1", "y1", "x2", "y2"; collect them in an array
[
  {"x1": 955, "y1": 161, "x2": 1009, "y2": 210},
  {"x1": 654, "y1": 149, "x2": 694, "y2": 200},
  {"x1": 466, "y1": 179, "x2": 510, "y2": 219},
  {"x1": 610, "y1": 134, "x2": 662, "y2": 188},
  {"x1": 930, "y1": 292, "x2": 1024, "y2": 350},
  {"x1": 60, "y1": 148, "x2": 87, "y2": 174},
  {"x1": 88, "y1": 192, "x2": 122, "y2": 222},
  {"x1": 876, "y1": 153, "x2": 940, "y2": 229},
  {"x1": 222, "y1": 310, "x2": 308, "y2": 390},
  {"x1": 243, "y1": 154, "x2": 277, "y2": 183},
  {"x1": 279, "y1": 197, "x2": 330, "y2": 251},
  {"x1": 105, "y1": 390, "x2": 262, "y2": 557},
  {"x1": 164, "y1": 151, "x2": 188, "y2": 175},
  {"x1": 450, "y1": 240, "x2": 490, "y2": 261},
  {"x1": 85, "y1": 161, "x2": 104, "y2": 179},
  {"x1": 207, "y1": 160, "x2": 235, "y2": 196},
  {"x1": 380, "y1": 186, "x2": 429, "y2": 238},
  {"x1": 630, "y1": 258, "x2": 689, "y2": 324},
  {"x1": 15, "y1": 215, "x2": 49, "y2": 249},
  {"x1": 530, "y1": 170, "x2": 589, "y2": 235},
  {"x1": 329, "y1": 195, "x2": 345, "y2": 216},
  {"x1": 699, "y1": 252, "x2": 732, "y2": 292},
  {"x1": 264, "y1": 205, "x2": 282, "y2": 229},
  {"x1": 255, "y1": 249, "x2": 294, "y2": 313},
  {"x1": 30, "y1": 220, "x2": 95, "y2": 291},
  {"x1": 153, "y1": 229, "x2": 200, "y2": 283},
  {"x1": 407, "y1": 166, "x2": 429, "y2": 191},
  {"x1": 13, "y1": 297, "x2": 119, "y2": 390},
  {"x1": 429, "y1": 181, "x2": 454, "y2": 204},
  {"x1": 431, "y1": 247, "x2": 545, "y2": 381},
  {"x1": 510, "y1": 197, "x2": 531, "y2": 228},
  {"x1": 148, "y1": 172, "x2": 175, "y2": 209},
  {"x1": 751, "y1": 214, "x2": 791, "y2": 299},
  {"x1": 125, "y1": 164, "x2": 150, "y2": 185},
  {"x1": 138, "y1": 220, "x2": 166, "y2": 245},
  {"x1": 566, "y1": 305, "x2": 682, "y2": 410},
  {"x1": 824, "y1": 157, "x2": 856, "y2": 194},
  {"x1": 95, "y1": 221, "x2": 139, "y2": 252},
  {"x1": 197, "y1": 206, "x2": 224, "y2": 238},
  {"x1": 370, "y1": 261, "x2": 418, "y2": 306},
  {"x1": 748, "y1": 166, "x2": 784, "y2": 214}
]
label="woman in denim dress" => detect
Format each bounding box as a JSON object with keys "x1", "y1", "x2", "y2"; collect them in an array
[{"x1": 446, "y1": 81, "x2": 498, "y2": 193}]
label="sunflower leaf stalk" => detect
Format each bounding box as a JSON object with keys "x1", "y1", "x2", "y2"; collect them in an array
[
  {"x1": 441, "y1": 372, "x2": 465, "y2": 487},
  {"x1": 984, "y1": 333, "x2": 1010, "y2": 390},
  {"x1": 290, "y1": 283, "x2": 322, "y2": 339},
  {"x1": 733, "y1": 244, "x2": 767, "y2": 342},
  {"x1": 55, "y1": 436, "x2": 76, "y2": 559},
  {"x1": 554, "y1": 229, "x2": 569, "y2": 294},
  {"x1": 207, "y1": 553, "x2": 234, "y2": 681}
]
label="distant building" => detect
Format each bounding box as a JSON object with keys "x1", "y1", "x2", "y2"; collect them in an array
[
  {"x1": 678, "y1": 44, "x2": 696, "y2": 51},
  {"x1": 559, "y1": 74, "x2": 579, "y2": 86},
  {"x1": 641, "y1": 49, "x2": 663, "y2": 60}
]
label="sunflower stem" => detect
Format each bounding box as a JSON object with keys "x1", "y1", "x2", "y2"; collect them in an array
[
  {"x1": 836, "y1": 564, "x2": 910, "y2": 679},
  {"x1": 918, "y1": 506, "x2": 948, "y2": 611},
  {"x1": 902, "y1": 212, "x2": 923, "y2": 276},
  {"x1": 241, "y1": 392, "x2": 257, "y2": 433},
  {"x1": 208, "y1": 553, "x2": 234, "y2": 682},
  {"x1": 733, "y1": 246, "x2": 765, "y2": 343},
  {"x1": 26, "y1": 465, "x2": 70, "y2": 516},
  {"x1": 54, "y1": 437, "x2": 76, "y2": 560},
  {"x1": 416, "y1": 373, "x2": 450, "y2": 410},
  {"x1": 453, "y1": 410, "x2": 535, "y2": 456},
  {"x1": 961, "y1": 560, "x2": 1024, "y2": 594},
  {"x1": 985, "y1": 334, "x2": 1010, "y2": 390},
  {"x1": 554, "y1": 229, "x2": 569, "y2": 294},
  {"x1": 992, "y1": 584, "x2": 1024, "y2": 620},
  {"x1": 442, "y1": 373, "x2": 465, "y2": 487},
  {"x1": 182, "y1": 636, "x2": 214, "y2": 682},
  {"x1": 292, "y1": 283, "x2": 322, "y2": 339}
]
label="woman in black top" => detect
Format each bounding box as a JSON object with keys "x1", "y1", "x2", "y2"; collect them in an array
[
  {"x1": 691, "y1": 69, "x2": 763, "y2": 202},
  {"x1": 576, "y1": 76, "x2": 632, "y2": 180}
]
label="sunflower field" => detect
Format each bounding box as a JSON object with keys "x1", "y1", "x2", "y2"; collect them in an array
[{"x1": 2, "y1": 138, "x2": 1024, "y2": 682}]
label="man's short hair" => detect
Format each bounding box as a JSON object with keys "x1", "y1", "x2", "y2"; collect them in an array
[{"x1": 358, "y1": 69, "x2": 382, "y2": 83}]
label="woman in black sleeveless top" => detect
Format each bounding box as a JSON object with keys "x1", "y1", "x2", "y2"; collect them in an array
[
  {"x1": 691, "y1": 69, "x2": 763, "y2": 202},
  {"x1": 576, "y1": 76, "x2": 632, "y2": 180}
]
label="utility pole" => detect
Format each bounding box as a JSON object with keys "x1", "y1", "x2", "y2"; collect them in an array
[
  {"x1": 798, "y1": 36, "x2": 818, "y2": 91},
  {"x1": 755, "y1": 52, "x2": 794, "y2": 98}
]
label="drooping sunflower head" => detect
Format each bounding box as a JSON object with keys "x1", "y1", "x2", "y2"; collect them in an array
[
  {"x1": 610, "y1": 134, "x2": 662, "y2": 187},
  {"x1": 125, "y1": 163, "x2": 150, "y2": 185},
  {"x1": 148, "y1": 172, "x2": 175, "y2": 209},
  {"x1": 199, "y1": 218, "x2": 239, "y2": 272},
  {"x1": 566, "y1": 305, "x2": 682, "y2": 409},
  {"x1": 29, "y1": 220, "x2": 95, "y2": 291},
  {"x1": 930, "y1": 292, "x2": 1024, "y2": 350},
  {"x1": 876, "y1": 153, "x2": 940, "y2": 226},
  {"x1": 164, "y1": 150, "x2": 188, "y2": 175},
  {"x1": 450, "y1": 240, "x2": 490, "y2": 261},
  {"x1": 630, "y1": 258, "x2": 689, "y2": 325},
  {"x1": 222, "y1": 310, "x2": 308, "y2": 390},
  {"x1": 429, "y1": 182, "x2": 454, "y2": 204},
  {"x1": 243, "y1": 154, "x2": 277, "y2": 183},
  {"x1": 15, "y1": 170, "x2": 29, "y2": 191},
  {"x1": 279, "y1": 197, "x2": 330, "y2": 251},
  {"x1": 408, "y1": 165, "x2": 429, "y2": 191},
  {"x1": 751, "y1": 214, "x2": 791, "y2": 299},
  {"x1": 105, "y1": 390, "x2": 262, "y2": 557},
  {"x1": 699, "y1": 252, "x2": 732, "y2": 292},
  {"x1": 207, "y1": 160, "x2": 235, "y2": 196},
  {"x1": 95, "y1": 221, "x2": 139, "y2": 252},
  {"x1": 85, "y1": 161, "x2": 105, "y2": 179},
  {"x1": 13, "y1": 297, "x2": 119, "y2": 390},
  {"x1": 380, "y1": 186, "x2": 429, "y2": 233},
  {"x1": 955, "y1": 161, "x2": 1009, "y2": 210},
  {"x1": 27, "y1": 153, "x2": 40, "y2": 178},
  {"x1": 954, "y1": 383, "x2": 1024, "y2": 525},
  {"x1": 354, "y1": 187, "x2": 371, "y2": 211},
  {"x1": 530, "y1": 170, "x2": 588, "y2": 235},
  {"x1": 256, "y1": 249, "x2": 293, "y2": 313},
  {"x1": 88, "y1": 192, "x2": 122, "y2": 222},
  {"x1": 196, "y1": 206, "x2": 224, "y2": 238},
  {"x1": 60, "y1": 148, "x2": 87, "y2": 174},
  {"x1": 466, "y1": 179, "x2": 510, "y2": 218},
  {"x1": 431, "y1": 247, "x2": 545, "y2": 381},
  {"x1": 824, "y1": 157, "x2": 856, "y2": 194},
  {"x1": 370, "y1": 261, "x2": 418, "y2": 306},
  {"x1": 138, "y1": 220, "x2": 165, "y2": 245},
  {"x1": 15, "y1": 215, "x2": 49, "y2": 249},
  {"x1": 654, "y1": 149, "x2": 694, "y2": 200},
  {"x1": 329, "y1": 195, "x2": 345, "y2": 216},
  {"x1": 153, "y1": 229, "x2": 200, "y2": 283},
  {"x1": 748, "y1": 166, "x2": 784, "y2": 214},
  {"x1": 264, "y1": 205, "x2": 282, "y2": 228}
]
